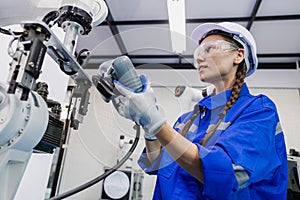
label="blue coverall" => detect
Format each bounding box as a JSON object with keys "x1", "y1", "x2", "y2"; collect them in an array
[{"x1": 138, "y1": 83, "x2": 288, "y2": 200}]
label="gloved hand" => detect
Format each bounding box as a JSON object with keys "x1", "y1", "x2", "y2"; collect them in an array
[{"x1": 112, "y1": 75, "x2": 166, "y2": 140}]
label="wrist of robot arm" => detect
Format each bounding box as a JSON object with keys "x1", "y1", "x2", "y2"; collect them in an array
[{"x1": 112, "y1": 75, "x2": 166, "y2": 140}]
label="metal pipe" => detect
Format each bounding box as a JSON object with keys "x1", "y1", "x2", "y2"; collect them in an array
[{"x1": 63, "y1": 22, "x2": 81, "y2": 55}]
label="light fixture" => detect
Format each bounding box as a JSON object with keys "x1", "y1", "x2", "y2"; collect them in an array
[{"x1": 167, "y1": 0, "x2": 186, "y2": 54}]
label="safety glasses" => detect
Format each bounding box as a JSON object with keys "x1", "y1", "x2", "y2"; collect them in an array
[{"x1": 194, "y1": 40, "x2": 240, "y2": 68}]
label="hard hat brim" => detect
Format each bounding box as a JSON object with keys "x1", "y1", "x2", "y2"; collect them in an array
[{"x1": 191, "y1": 23, "x2": 238, "y2": 43}]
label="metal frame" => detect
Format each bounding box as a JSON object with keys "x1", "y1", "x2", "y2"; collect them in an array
[
  {"x1": 100, "y1": 14, "x2": 300, "y2": 26},
  {"x1": 86, "y1": 61, "x2": 298, "y2": 70}
]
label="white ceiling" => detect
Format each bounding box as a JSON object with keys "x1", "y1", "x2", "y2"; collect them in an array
[
  {"x1": 74, "y1": 0, "x2": 300, "y2": 70},
  {"x1": 1, "y1": 0, "x2": 300, "y2": 69}
]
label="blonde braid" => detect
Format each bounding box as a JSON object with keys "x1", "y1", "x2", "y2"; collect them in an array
[
  {"x1": 200, "y1": 62, "x2": 247, "y2": 146},
  {"x1": 223, "y1": 62, "x2": 247, "y2": 114}
]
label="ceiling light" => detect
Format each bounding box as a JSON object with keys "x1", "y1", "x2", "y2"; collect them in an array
[{"x1": 167, "y1": 0, "x2": 186, "y2": 54}]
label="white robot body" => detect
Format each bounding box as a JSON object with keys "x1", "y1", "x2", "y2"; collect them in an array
[
  {"x1": 0, "y1": 83, "x2": 49, "y2": 152},
  {"x1": 0, "y1": 82, "x2": 49, "y2": 200}
]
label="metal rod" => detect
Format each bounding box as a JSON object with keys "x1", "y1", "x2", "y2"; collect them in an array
[
  {"x1": 90, "y1": 53, "x2": 300, "y2": 60},
  {"x1": 106, "y1": 9, "x2": 128, "y2": 55},
  {"x1": 246, "y1": 0, "x2": 263, "y2": 30}
]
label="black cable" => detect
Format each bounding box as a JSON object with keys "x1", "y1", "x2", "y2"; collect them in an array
[
  {"x1": 48, "y1": 46, "x2": 77, "y2": 76},
  {"x1": 76, "y1": 49, "x2": 91, "y2": 66},
  {"x1": 0, "y1": 27, "x2": 23, "y2": 36},
  {"x1": 77, "y1": 49, "x2": 90, "y2": 59},
  {"x1": 42, "y1": 11, "x2": 60, "y2": 26},
  {"x1": 59, "y1": 60, "x2": 78, "y2": 76},
  {"x1": 50, "y1": 125, "x2": 140, "y2": 200}
]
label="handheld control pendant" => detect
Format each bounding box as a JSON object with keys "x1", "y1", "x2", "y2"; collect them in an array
[{"x1": 92, "y1": 56, "x2": 143, "y2": 102}]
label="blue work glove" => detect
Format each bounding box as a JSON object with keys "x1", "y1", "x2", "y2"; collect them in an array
[{"x1": 112, "y1": 75, "x2": 166, "y2": 140}]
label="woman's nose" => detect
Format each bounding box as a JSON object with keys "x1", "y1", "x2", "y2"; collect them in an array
[{"x1": 196, "y1": 54, "x2": 205, "y2": 64}]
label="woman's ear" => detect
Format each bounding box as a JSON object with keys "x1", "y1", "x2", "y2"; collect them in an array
[{"x1": 233, "y1": 49, "x2": 245, "y2": 65}]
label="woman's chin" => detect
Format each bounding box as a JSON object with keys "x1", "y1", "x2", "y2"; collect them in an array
[{"x1": 199, "y1": 74, "x2": 209, "y2": 83}]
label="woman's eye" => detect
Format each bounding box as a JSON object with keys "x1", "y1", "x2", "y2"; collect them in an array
[{"x1": 204, "y1": 45, "x2": 216, "y2": 53}]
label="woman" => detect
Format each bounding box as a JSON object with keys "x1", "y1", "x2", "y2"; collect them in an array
[{"x1": 112, "y1": 22, "x2": 288, "y2": 199}]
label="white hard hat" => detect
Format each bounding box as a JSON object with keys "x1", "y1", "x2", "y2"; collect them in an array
[{"x1": 191, "y1": 22, "x2": 258, "y2": 77}]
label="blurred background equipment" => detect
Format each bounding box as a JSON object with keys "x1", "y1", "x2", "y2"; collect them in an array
[
  {"x1": 101, "y1": 169, "x2": 144, "y2": 200},
  {"x1": 287, "y1": 149, "x2": 300, "y2": 200},
  {"x1": 174, "y1": 84, "x2": 215, "y2": 102}
]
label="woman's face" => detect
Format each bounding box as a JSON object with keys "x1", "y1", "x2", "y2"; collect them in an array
[{"x1": 195, "y1": 35, "x2": 241, "y2": 85}]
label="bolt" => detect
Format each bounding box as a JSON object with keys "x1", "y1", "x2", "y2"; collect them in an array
[
  {"x1": 25, "y1": 115, "x2": 30, "y2": 121},
  {"x1": 8, "y1": 139, "x2": 14, "y2": 146},
  {"x1": 26, "y1": 104, "x2": 31, "y2": 109},
  {"x1": 18, "y1": 129, "x2": 24, "y2": 136},
  {"x1": 36, "y1": 27, "x2": 42, "y2": 33},
  {"x1": 28, "y1": 62, "x2": 35, "y2": 68},
  {"x1": 0, "y1": 118, "x2": 4, "y2": 124}
]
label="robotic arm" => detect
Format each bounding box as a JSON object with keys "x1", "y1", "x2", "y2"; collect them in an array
[{"x1": 0, "y1": 1, "x2": 108, "y2": 199}]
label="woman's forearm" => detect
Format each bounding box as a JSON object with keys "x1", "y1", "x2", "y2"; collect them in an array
[
  {"x1": 145, "y1": 139, "x2": 162, "y2": 162},
  {"x1": 156, "y1": 122, "x2": 204, "y2": 183}
]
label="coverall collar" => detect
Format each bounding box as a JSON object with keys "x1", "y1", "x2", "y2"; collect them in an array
[{"x1": 198, "y1": 83, "x2": 250, "y2": 110}]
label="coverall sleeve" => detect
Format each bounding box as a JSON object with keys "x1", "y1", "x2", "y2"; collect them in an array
[
  {"x1": 137, "y1": 112, "x2": 190, "y2": 175},
  {"x1": 196, "y1": 97, "x2": 282, "y2": 199}
]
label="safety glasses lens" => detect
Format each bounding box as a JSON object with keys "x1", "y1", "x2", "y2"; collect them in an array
[{"x1": 193, "y1": 40, "x2": 239, "y2": 68}]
